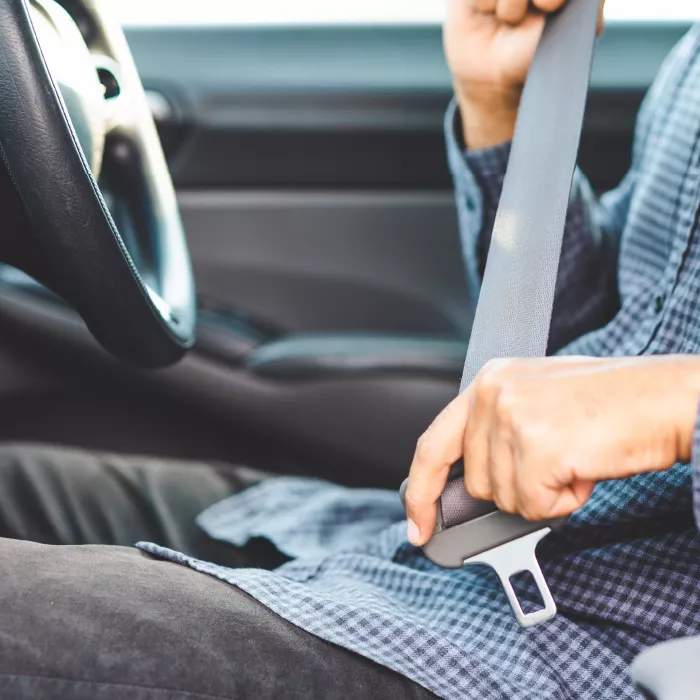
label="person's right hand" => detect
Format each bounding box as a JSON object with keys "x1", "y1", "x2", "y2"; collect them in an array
[{"x1": 444, "y1": 0, "x2": 605, "y2": 149}]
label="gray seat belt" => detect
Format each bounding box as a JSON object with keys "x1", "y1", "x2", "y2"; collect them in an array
[{"x1": 400, "y1": 0, "x2": 600, "y2": 628}]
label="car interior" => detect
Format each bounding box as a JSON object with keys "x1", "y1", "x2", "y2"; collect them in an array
[{"x1": 0, "y1": 1, "x2": 697, "y2": 698}]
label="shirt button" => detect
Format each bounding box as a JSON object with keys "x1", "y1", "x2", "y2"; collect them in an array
[{"x1": 654, "y1": 294, "x2": 665, "y2": 314}]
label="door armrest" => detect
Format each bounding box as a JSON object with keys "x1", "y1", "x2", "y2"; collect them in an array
[{"x1": 246, "y1": 334, "x2": 466, "y2": 380}]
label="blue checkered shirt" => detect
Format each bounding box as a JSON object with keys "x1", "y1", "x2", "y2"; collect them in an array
[{"x1": 140, "y1": 25, "x2": 700, "y2": 700}]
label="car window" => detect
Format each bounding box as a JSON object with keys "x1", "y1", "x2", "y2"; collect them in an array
[
  {"x1": 112, "y1": 0, "x2": 700, "y2": 27},
  {"x1": 606, "y1": 0, "x2": 700, "y2": 21}
]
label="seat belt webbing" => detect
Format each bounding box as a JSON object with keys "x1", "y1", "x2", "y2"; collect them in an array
[
  {"x1": 441, "y1": 0, "x2": 600, "y2": 529},
  {"x1": 401, "y1": 0, "x2": 601, "y2": 627}
]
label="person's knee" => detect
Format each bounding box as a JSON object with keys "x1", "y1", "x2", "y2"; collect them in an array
[
  {"x1": 0, "y1": 443, "x2": 107, "y2": 543},
  {"x1": 0, "y1": 542, "x2": 288, "y2": 697},
  {"x1": 0, "y1": 443, "x2": 62, "y2": 495},
  {"x1": 0, "y1": 442, "x2": 109, "y2": 481},
  {"x1": 0, "y1": 442, "x2": 39, "y2": 471},
  {"x1": 0, "y1": 442, "x2": 86, "y2": 475}
]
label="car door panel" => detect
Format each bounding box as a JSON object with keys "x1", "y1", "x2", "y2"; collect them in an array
[
  {"x1": 180, "y1": 190, "x2": 470, "y2": 336},
  {"x1": 126, "y1": 22, "x2": 688, "y2": 338}
]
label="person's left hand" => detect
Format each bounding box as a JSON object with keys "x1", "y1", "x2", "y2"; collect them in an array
[{"x1": 404, "y1": 355, "x2": 700, "y2": 546}]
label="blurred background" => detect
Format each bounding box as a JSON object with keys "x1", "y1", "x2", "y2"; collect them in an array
[
  {"x1": 0, "y1": 0, "x2": 697, "y2": 489},
  {"x1": 112, "y1": 0, "x2": 700, "y2": 25}
]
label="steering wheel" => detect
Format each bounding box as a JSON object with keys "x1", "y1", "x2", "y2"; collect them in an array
[{"x1": 0, "y1": 0, "x2": 196, "y2": 367}]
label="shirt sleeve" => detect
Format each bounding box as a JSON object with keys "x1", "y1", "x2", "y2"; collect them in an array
[
  {"x1": 693, "y1": 408, "x2": 700, "y2": 531},
  {"x1": 445, "y1": 98, "x2": 629, "y2": 353}
]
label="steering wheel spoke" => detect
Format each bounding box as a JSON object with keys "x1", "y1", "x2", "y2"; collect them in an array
[
  {"x1": 92, "y1": 53, "x2": 134, "y2": 136},
  {"x1": 0, "y1": 0, "x2": 196, "y2": 367}
]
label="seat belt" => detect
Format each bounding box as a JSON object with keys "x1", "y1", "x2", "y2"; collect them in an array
[{"x1": 400, "y1": 0, "x2": 600, "y2": 628}]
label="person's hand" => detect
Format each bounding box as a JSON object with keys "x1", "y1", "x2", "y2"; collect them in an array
[
  {"x1": 444, "y1": 0, "x2": 606, "y2": 149},
  {"x1": 404, "y1": 355, "x2": 700, "y2": 546}
]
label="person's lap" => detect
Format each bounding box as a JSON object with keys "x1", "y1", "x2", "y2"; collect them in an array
[{"x1": 0, "y1": 444, "x2": 436, "y2": 700}]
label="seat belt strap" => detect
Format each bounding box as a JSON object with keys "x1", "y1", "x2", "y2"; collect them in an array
[{"x1": 401, "y1": 0, "x2": 600, "y2": 627}]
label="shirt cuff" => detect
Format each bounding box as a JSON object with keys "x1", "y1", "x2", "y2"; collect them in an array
[
  {"x1": 465, "y1": 142, "x2": 512, "y2": 185},
  {"x1": 693, "y1": 402, "x2": 700, "y2": 530},
  {"x1": 444, "y1": 98, "x2": 512, "y2": 300},
  {"x1": 444, "y1": 98, "x2": 512, "y2": 202},
  {"x1": 444, "y1": 98, "x2": 482, "y2": 211}
]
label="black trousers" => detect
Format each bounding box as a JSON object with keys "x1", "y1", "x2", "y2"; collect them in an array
[{"x1": 0, "y1": 444, "x2": 436, "y2": 700}]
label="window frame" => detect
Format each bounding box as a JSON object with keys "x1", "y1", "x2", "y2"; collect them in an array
[{"x1": 111, "y1": 0, "x2": 700, "y2": 27}]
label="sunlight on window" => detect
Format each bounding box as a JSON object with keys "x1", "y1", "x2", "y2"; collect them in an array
[
  {"x1": 112, "y1": 0, "x2": 700, "y2": 27},
  {"x1": 607, "y1": 0, "x2": 700, "y2": 20},
  {"x1": 112, "y1": 0, "x2": 447, "y2": 26}
]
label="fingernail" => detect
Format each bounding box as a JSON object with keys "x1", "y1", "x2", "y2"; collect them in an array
[{"x1": 407, "y1": 518, "x2": 422, "y2": 546}]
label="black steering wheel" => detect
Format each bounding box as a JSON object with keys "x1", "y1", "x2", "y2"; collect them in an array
[{"x1": 0, "y1": 0, "x2": 196, "y2": 367}]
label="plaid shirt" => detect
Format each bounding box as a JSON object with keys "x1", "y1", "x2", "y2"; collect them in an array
[{"x1": 140, "y1": 25, "x2": 700, "y2": 700}]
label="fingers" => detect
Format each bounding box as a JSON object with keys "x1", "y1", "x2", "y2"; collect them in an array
[
  {"x1": 473, "y1": 0, "x2": 567, "y2": 23},
  {"x1": 469, "y1": 370, "x2": 518, "y2": 513},
  {"x1": 406, "y1": 355, "x2": 604, "y2": 547},
  {"x1": 517, "y1": 480, "x2": 595, "y2": 521},
  {"x1": 495, "y1": 0, "x2": 530, "y2": 25},
  {"x1": 462, "y1": 376, "x2": 496, "y2": 502},
  {"x1": 405, "y1": 392, "x2": 470, "y2": 545},
  {"x1": 472, "y1": 0, "x2": 497, "y2": 13},
  {"x1": 488, "y1": 417, "x2": 517, "y2": 513},
  {"x1": 510, "y1": 428, "x2": 596, "y2": 521},
  {"x1": 531, "y1": 0, "x2": 567, "y2": 12}
]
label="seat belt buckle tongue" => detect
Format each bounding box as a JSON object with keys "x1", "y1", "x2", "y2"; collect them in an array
[
  {"x1": 465, "y1": 528, "x2": 557, "y2": 629},
  {"x1": 397, "y1": 0, "x2": 601, "y2": 631},
  {"x1": 400, "y1": 479, "x2": 562, "y2": 628}
]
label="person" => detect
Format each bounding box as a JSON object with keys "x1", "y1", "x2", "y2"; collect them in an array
[{"x1": 2, "y1": 0, "x2": 700, "y2": 698}]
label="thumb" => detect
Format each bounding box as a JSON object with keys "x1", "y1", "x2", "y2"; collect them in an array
[{"x1": 404, "y1": 392, "x2": 470, "y2": 545}]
